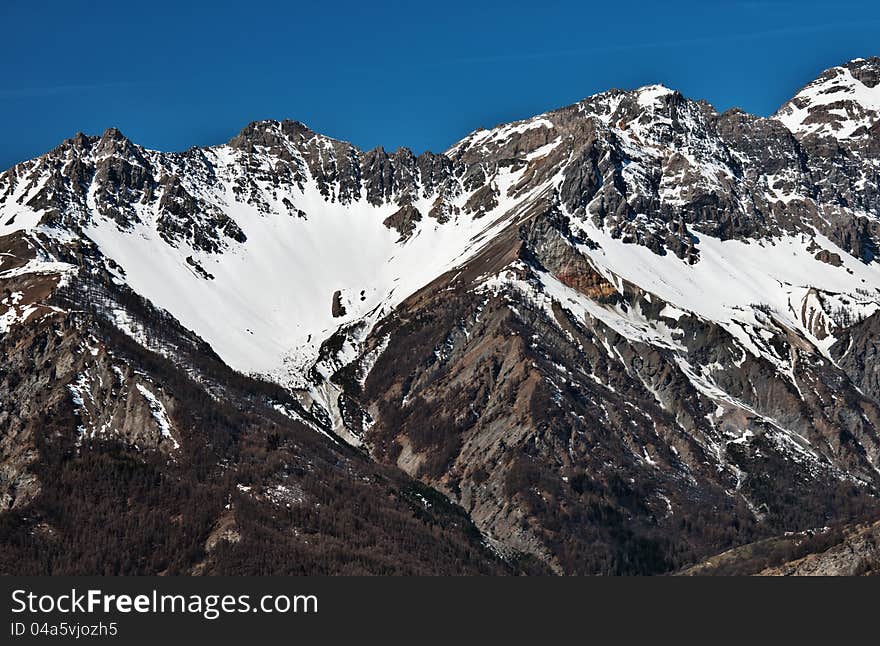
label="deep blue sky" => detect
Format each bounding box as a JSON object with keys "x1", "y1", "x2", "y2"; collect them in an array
[{"x1": 1, "y1": 0, "x2": 878, "y2": 170}]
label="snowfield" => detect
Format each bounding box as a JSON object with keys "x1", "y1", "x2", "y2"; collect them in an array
[{"x1": 81, "y1": 148, "x2": 529, "y2": 386}]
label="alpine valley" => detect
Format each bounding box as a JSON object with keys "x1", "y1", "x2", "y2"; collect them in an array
[{"x1": 4, "y1": 58, "x2": 880, "y2": 575}]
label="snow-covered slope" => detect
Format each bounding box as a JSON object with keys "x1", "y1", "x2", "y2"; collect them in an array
[
  {"x1": 574, "y1": 223, "x2": 880, "y2": 357},
  {"x1": 82, "y1": 152, "x2": 517, "y2": 387}
]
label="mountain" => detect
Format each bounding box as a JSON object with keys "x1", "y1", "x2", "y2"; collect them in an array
[{"x1": 2, "y1": 58, "x2": 880, "y2": 574}]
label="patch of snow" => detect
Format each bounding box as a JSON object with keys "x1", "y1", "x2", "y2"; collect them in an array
[{"x1": 135, "y1": 383, "x2": 179, "y2": 449}]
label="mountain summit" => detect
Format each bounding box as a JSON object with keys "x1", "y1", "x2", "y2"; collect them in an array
[
  {"x1": 776, "y1": 57, "x2": 880, "y2": 140},
  {"x1": 2, "y1": 59, "x2": 880, "y2": 574}
]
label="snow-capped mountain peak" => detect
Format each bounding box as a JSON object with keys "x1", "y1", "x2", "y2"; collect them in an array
[{"x1": 775, "y1": 57, "x2": 880, "y2": 140}]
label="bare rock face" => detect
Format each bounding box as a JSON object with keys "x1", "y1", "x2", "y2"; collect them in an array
[
  {"x1": 331, "y1": 290, "x2": 346, "y2": 318},
  {"x1": 383, "y1": 204, "x2": 422, "y2": 240},
  {"x1": 813, "y1": 248, "x2": 843, "y2": 267},
  {"x1": 831, "y1": 311, "x2": 880, "y2": 403}
]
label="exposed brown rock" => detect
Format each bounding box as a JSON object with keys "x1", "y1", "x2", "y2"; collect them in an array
[
  {"x1": 331, "y1": 290, "x2": 346, "y2": 318},
  {"x1": 382, "y1": 204, "x2": 422, "y2": 240}
]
